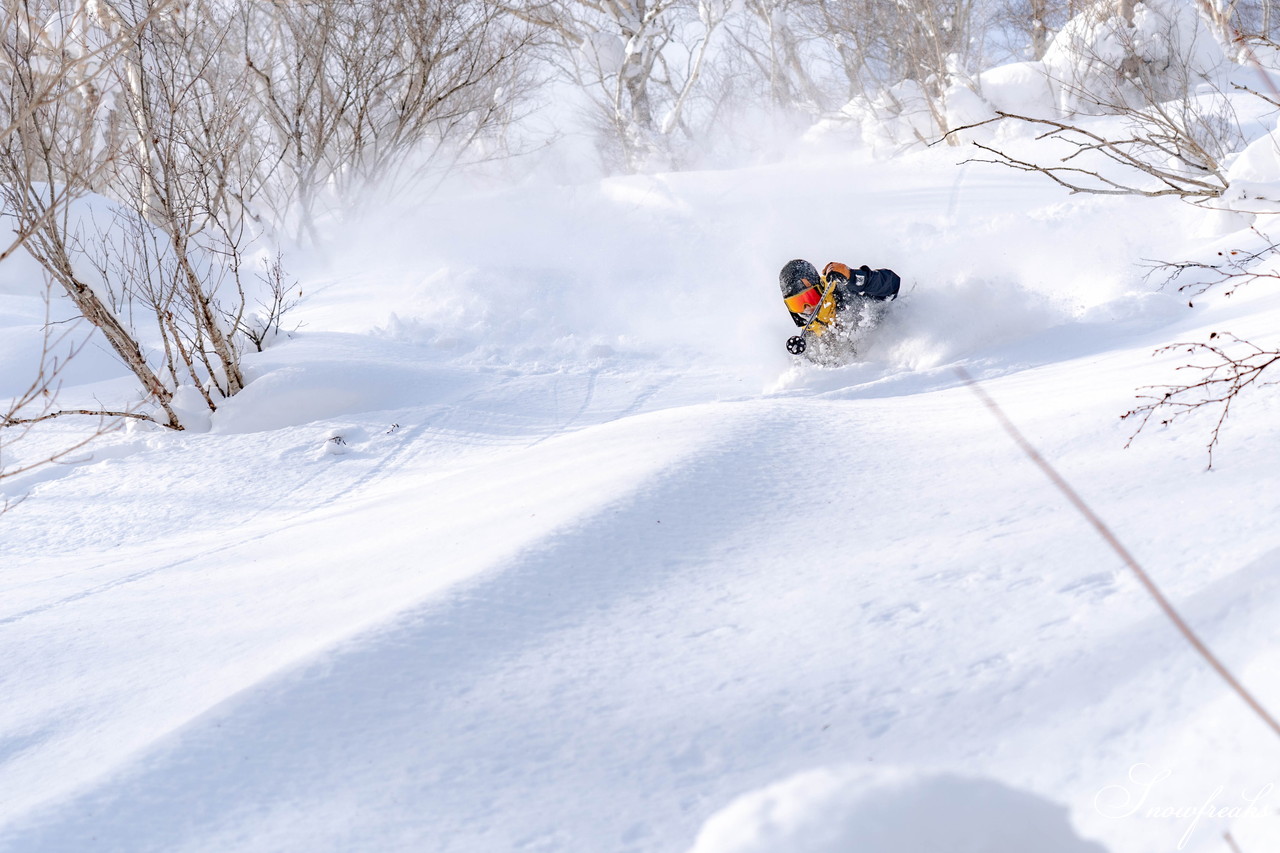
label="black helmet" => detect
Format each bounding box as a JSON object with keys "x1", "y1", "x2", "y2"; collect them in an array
[{"x1": 779, "y1": 259, "x2": 820, "y2": 297}]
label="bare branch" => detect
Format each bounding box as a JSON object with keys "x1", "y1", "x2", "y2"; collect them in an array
[
  {"x1": 1141, "y1": 227, "x2": 1280, "y2": 301},
  {"x1": 0, "y1": 292, "x2": 142, "y2": 510},
  {"x1": 1122, "y1": 334, "x2": 1280, "y2": 468},
  {"x1": 947, "y1": 111, "x2": 1229, "y2": 200},
  {"x1": 3, "y1": 408, "x2": 154, "y2": 428}
]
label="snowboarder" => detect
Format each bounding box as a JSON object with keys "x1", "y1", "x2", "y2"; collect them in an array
[{"x1": 779, "y1": 259, "x2": 900, "y2": 362}]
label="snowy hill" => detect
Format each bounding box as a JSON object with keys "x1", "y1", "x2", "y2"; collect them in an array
[{"x1": 3, "y1": 145, "x2": 1280, "y2": 853}]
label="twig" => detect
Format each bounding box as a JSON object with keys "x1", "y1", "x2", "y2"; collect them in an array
[
  {"x1": 1122, "y1": 334, "x2": 1280, "y2": 468},
  {"x1": 941, "y1": 108, "x2": 1229, "y2": 200},
  {"x1": 0, "y1": 295, "x2": 138, "y2": 498},
  {"x1": 1141, "y1": 227, "x2": 1280, "y2": 301},
  {"x1": 957, "y1": 366, "x2": 1280, "y2": 741},
  {"x1": 2, "y1": 409, "x2": 155, "y2": 428}
]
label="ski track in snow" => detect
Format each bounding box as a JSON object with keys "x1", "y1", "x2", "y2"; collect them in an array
[{"x1": 4, "y1": 147, "x2": 1280, "y2": 853}]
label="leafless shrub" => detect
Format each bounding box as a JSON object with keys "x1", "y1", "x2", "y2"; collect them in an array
[
  {"x1": 0, "y1": 0, "x2": 316, "y2": 433},
  {"x1": 1124, "y1": 228, "x2": 1280, "y2": 466},
  {"x1": 0, "y1": 0, "x2": 540, "y2": 491},
  {"x1": 0, "y1": 1, "x2": 188, "y2": 490},
  {"x1": 1122, "y1": 333, "x2": 1280, "y2": 467},
  {"x1": 75, "y1": 202, "x2": 251, "y2": 414},
  {"x1": 236, "y1": 253, "x2": 302, "y2": 353},
  {"x1": 244, "y1": 0, "x2": 537, "y2": 239},
  {"x1": 104, "y1": 0, "x2": 254, "y2": 399}
]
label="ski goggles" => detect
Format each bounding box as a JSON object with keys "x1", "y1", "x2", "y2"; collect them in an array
[{"x1": 784, "y1": 283, "x2": 823, "y2": 316}]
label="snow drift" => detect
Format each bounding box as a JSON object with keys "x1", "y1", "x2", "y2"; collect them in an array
[{"x1": 687, "y1": 766, "x2": 1108, "y2": 853}]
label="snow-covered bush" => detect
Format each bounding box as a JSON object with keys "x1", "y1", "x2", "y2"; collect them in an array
[
  {"x1": 974, "y1": 60, "x2": 1060, "y2": 119},
  {"x1": 1041, "y1": 0, "x2": 1227, "y2": 115},
  {"x1": 935, "y1": 0, "x2": 1246, "y2": 200},
  {"x1": 846, "y1": 79, "x2": 947, "y2": 152}
]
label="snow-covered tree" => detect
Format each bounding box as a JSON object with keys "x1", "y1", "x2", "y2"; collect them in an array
[
  {"x1": 943, "y1": 0, "x2": 1241, "y2": 201},
  {"x1": 1041, "y1": 0, "x2": 1227, "y2": 114},
  {"x1": 504, "y1": 0, "x2": 731, "y2": 171},
  {"x1": 0, "y1": 0, "x2": 189, "y2": 427},
  {"x1": 820, "y1": 0, "x2": 984, "y2": 146}
]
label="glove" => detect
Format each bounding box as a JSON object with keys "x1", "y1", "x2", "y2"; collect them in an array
[{"x1": 822, "y1": 262, "x2": 851, "y2": 283}]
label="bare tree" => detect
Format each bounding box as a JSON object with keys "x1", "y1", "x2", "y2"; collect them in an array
[
  {"x1": 2, "y1": 0, "x2": 536, "y2": 447},
  {"x1": 816, "y1": 0, "x2": 982, "y2": 145},
  {"x1": 720, "y1": 0, "x2": 832, "y2": 116},
  {"x1": 1233, "y1": 0, "x2": 1280, "y2": 41},
  {"x1": 989, "y1": 0, "x2": 1074, "y2": 60},
  {"x1": 243, "y1": 0, "x2": 537, "y2": 240},
  {"x1": 0, "y1": 1, "x2": 196, "y2": 495},
  {"x1": 504, "y1": 0, "x2": 730, "y2": 171},
  {"x1": 0, "y1": 0, "x2": 185, "y2": 428},
  {"x1": 0, "y1": 0, "x2": 274, "y2": 429},
  {"x1": 98, "y1": 0, "x2": 253, "y2": 401}
]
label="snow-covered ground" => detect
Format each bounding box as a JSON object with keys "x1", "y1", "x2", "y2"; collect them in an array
[{"x1": 3, "y1": 142, "x2": 1280, "y2": 853}]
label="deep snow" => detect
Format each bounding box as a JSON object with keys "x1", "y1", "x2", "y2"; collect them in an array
[{"x1": 3, "y1": 138, "x2": 1280, "y2": 853}]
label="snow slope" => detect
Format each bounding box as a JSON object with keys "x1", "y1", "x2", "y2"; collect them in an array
[{"x1": 3, "y1": 143, "x2": 1280, "y2": 853}]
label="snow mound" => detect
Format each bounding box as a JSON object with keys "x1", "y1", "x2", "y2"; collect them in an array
[
  {"x1": 977, "y1": 61, "x2": 1058, "y2": 119},
  {"x1": 687, "y1": 766, "x2": 1109, "y2": 853}
]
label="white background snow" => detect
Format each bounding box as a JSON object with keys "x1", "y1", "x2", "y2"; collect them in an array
[{"x1": 4, "y1": 73, "x2": 1280, "y2": 853}]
